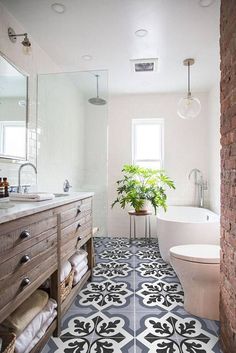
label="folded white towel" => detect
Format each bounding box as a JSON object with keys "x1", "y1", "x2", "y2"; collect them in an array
[
  {"x1": 15, "y1": 299, "x2": 57, "y2": 353},
  {"x1": 69, "y1": 250, "x2": 88, "y2": 268},
  {"x1": 9, "y1": 192, "x2": 55, "y2": 202},
  {"x1": 60, "y1": 261, "x2": 72, "y2": 282},
  {"x1": 73, "y1": 265, "x2": 88, "y2": 285},
  {"x1": 24, "y1": 311, "x2": 57, "y2": 353},
  {"x1": 74, "y1": 258, "x2": 88, "y2": 273}
]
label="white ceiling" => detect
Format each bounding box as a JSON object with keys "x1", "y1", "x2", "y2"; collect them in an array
[{"x1": 1, "y1": 0, "x2": 220, "y2": 94}]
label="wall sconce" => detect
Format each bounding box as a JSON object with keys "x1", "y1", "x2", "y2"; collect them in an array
[{"x1": 8, "y1": 27, "x2": 32, "y2": 55}]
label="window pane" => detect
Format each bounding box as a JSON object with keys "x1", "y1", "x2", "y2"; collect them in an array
[
  {"x1": 135, "y1": 160, "x2": 161, "y2": 170},
  {"x1": 134, "y1": 123, "x2": 162, "y2": 160},
  {"x1": 4, "y1": 125, "x2": 26, "y2": 158}
]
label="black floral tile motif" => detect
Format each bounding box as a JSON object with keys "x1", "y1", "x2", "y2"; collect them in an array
[
  {"x1": 99, "y1": 249, "x2": 133, "y2": 260},
  {"x1": 93, "y1": 261, "x2": 133, "y2": 279},
  {"x1": 136, "y1": 249, "x2": 161, "y2": 260},
  {"x1": 136, "y1": 281, "x2": 184, "y2": 311},
  {"x1": 49, "y1": 311, "x2": 133, "y2": 353},
  {"x1": 42, "y1": 237, "x2": 220, "y2": 353},
  {"x1": 93, "y1": 237, "x2": 104, "y2": 248},
  {"x1": 136, "y1": 261, "x2": 176, "y2": 279},
  {"x1": 105, "y1": 238, "x2": 131, "y2": 248},
  {"x1": 78, "y1": 280, "x2": 133, "y2": 310},
  {"x1": 137, "y1": 312, "x2": 219, "y2": 353},
  {"x1": 133, "y1": 238, "x2": 159, "y2": 248}
]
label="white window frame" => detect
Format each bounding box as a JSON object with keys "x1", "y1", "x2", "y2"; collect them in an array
[
  {"x1": 132, "y1": 118, "x2": 164, "y2": 169},
  {"x1": 0, "y1": 121, "x2": 26, "y2": 157}
]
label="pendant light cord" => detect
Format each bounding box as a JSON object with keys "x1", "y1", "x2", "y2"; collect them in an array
[
  {"x1": 188, "y1": 61, "x2": 191, "y2": 98},
  {"x1": 96, "y1": 75, "x2": 99, "y2": 98}
]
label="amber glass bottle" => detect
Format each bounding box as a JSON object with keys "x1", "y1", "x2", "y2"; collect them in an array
[
  {"x1": 3, "y1": 177, "x2": 9, "y2": 197},
  {"x1": 0, "y1": 178, "x2": 4, "y2": 198}
]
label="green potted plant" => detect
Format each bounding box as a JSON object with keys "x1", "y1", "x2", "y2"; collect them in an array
[{"x1": 111, "y1": 164, "x2": 175, "y2": 214}]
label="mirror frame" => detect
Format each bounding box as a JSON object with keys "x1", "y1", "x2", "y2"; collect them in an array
[{"x1": 0, "y1": 51, "x2": 29, "y2": 161}]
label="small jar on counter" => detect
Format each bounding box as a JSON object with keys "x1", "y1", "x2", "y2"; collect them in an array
[
  {"x1": 3, "y1": 177, "x2": 9, "y2": 197},
  {"x1": 0, "y1": 178, "x2": 5, "y2": 198}
]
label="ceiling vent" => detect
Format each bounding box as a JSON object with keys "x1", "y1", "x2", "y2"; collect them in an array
[{"x1": 130, "y1": 58, "x2": 158, "y2": 72}]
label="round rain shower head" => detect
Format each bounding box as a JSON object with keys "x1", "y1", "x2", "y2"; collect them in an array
[
  {"x1": 88, "y1": 74, "x2": 107, "y2": 106},
  {"x1": 88, "y1": 97, "x2": 107, "y2": 105}
]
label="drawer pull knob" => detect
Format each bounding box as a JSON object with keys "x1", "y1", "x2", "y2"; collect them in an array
[
  {"x1": 76, "y1": 207, "x2": 81, "y2": 215},
  {"x1": 20, "y1": 230, "x2": 30, "y2": 239},
  {"x1": 21, "y1": 277, "x2": 31, "y2": 287},
  {"x1": 76, "y1": 223, "x2": 81, "y2": 230},
  {"x1": 76, "y1": 236, "x2": 82, "y2": 247},
  {"x1": 20, "y1": 255, "x2": 31, "y2": 264}
]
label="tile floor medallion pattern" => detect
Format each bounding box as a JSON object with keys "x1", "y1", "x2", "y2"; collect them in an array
[{"x1": 42, "y1": 237, "x2": 221, "y2": 353}]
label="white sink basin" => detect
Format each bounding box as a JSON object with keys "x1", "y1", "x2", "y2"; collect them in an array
[
  {"x1": 0, "y1": 201, "x2": 15, "y2": 209},
  {"x1": 53, "y1": 193, "x2": 69, "y2": 197}
]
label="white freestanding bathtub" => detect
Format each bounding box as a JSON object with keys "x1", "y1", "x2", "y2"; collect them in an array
[{"x1": 156, "y1": 206, "x2": 220, "y2": 263}]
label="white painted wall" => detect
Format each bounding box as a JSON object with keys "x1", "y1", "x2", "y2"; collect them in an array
[
  {"x1": 0, "y1": 2, "x2": 59, "y2": 185},
  {"x1": 108, "y1": 93, "x2": 209, "y2": 237},
  {"x1": 208, "y1": 84, "x2": 220, "y2": 214}
]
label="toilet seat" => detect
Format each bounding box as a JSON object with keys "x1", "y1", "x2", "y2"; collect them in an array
[{"x1": 170, "y1": 244, "x2": 220, "y2": 264}]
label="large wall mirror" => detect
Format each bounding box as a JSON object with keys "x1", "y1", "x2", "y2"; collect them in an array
[{"x1": 0, "y1": 53, "x2": 28, "y2": 160}]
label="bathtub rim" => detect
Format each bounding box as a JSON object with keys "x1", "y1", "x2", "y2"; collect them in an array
[{"x1": 156, "y1": 206, "x2": 220, "y2": 224}]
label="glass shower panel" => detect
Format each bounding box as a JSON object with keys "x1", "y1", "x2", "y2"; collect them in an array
[{"x1": 37, "y1": 70, "x2": 108, "y2": 236}]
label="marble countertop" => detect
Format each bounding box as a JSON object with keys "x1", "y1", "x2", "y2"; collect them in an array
[{"x1": 0, "y1": 192, "x2": 94, "y2": 224}]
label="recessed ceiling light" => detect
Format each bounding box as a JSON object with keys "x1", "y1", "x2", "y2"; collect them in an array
[
  {"x1": 199, "y1": 0, "x2": 215, "y2": 7},
  {"x1": 51, "y1": 3, "x2": 66, "y2": 14},
  {"x1": 82, "y1": 55, "x2": 93, "y2": 61},
  {"x1": 135, "y1": 29, "x2": 148, "y2": 37}
]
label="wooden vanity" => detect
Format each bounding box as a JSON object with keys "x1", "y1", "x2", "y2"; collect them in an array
[{"x1": 0, "y1": 192, "x2": 94, "y2": 352}]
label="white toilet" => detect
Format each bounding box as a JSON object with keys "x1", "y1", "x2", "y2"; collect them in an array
[{"x1": 170, "y1": 244, "x2": 220, "y2": 321}]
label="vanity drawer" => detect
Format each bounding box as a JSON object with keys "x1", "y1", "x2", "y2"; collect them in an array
[
  {"x1": 60, "y1": 198, "x2": 92, "y2": 228},
  {"x1": 0, "y1": 232, "x2": 57, "y2": 286},
  {"x1": 0, "y1": 212, "x2": 57, "y2": 264},
  {"x1": 61, "y1": 217, "x2": 92, "y2": 261},
  {"x1": 0, "y1": 252, "x2": 57, "y2": 321}
]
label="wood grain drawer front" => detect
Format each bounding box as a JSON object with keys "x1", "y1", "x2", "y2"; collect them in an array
[
  {"x1": 61, "y1": 217, "x2": 92, "y2": 261},
  {"x1": 0, "y1": 214, "x2": 57, "y2": 265},
  {"x1": 0, "y1": 252, "x2": 57, "y2": 320},
  {"x1": 60, "y1": 198, "x2": 92, "y2": 228},
  {"x1": 0, "y1": 232, "x2": 57, "y2": 288}
]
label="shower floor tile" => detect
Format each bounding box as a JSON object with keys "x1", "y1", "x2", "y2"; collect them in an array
[{"x1": 42, "y1": 237, "x2": 221, "y2": 353}]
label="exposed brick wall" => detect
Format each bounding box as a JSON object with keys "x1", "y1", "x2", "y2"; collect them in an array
[{"x1": 220, "y1": 0, "x2": 236, "y2": 352}]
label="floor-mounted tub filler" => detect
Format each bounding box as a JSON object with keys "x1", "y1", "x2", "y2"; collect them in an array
[{"x1": 156, "y1": 206, "x2": 220, "y2": 263}]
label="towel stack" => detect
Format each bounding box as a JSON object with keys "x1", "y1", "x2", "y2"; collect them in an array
[
  {"x1": 69, "y1": 249, "x2": 88, "y2": 285},
  {"x1": 60, "y1": 260, "x2": 72, "y2": 282},
  {"x1": 0, "y1": 290, "x2": 57, "y2": 353}
]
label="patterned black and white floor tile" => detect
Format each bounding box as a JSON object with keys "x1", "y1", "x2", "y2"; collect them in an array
[
  {"x1": 44, "y1": 310, "x2": 134, "y2": 353},
  {"x1": 76, "y1": 279, "x2": 134, "y2": 310},
  {"x1": 93, "y1": 261, "x2": 133, "y2": 279},
  {"x1": 136, "y1": 280, "x2": 184, "y2": 311},
  {"x1": 42, "y1": 237, "x2": 221, "y2": 353},
  {"x1": 136, "y1": 311, "x2": 220, "y2": 353}
]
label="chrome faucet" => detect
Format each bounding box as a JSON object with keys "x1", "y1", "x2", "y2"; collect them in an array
[
  {"x1": 63, "y1": 179, "x2": 72, "y2": 193},
  {"x1": 188, "y1": 168, "x2": 207, "y2": 208},
  {"x1": 18, "y1": 163, "x2": 37, "y2": 193}
]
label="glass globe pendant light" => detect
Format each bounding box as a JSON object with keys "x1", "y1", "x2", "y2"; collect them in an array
[{"x1": 177, "y1": 58, "x2": 201, "y2": 119}]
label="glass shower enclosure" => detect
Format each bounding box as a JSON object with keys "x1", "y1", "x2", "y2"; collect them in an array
[{"x1": 37, "y1": 70, "x2": 108, "y2": 236}]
